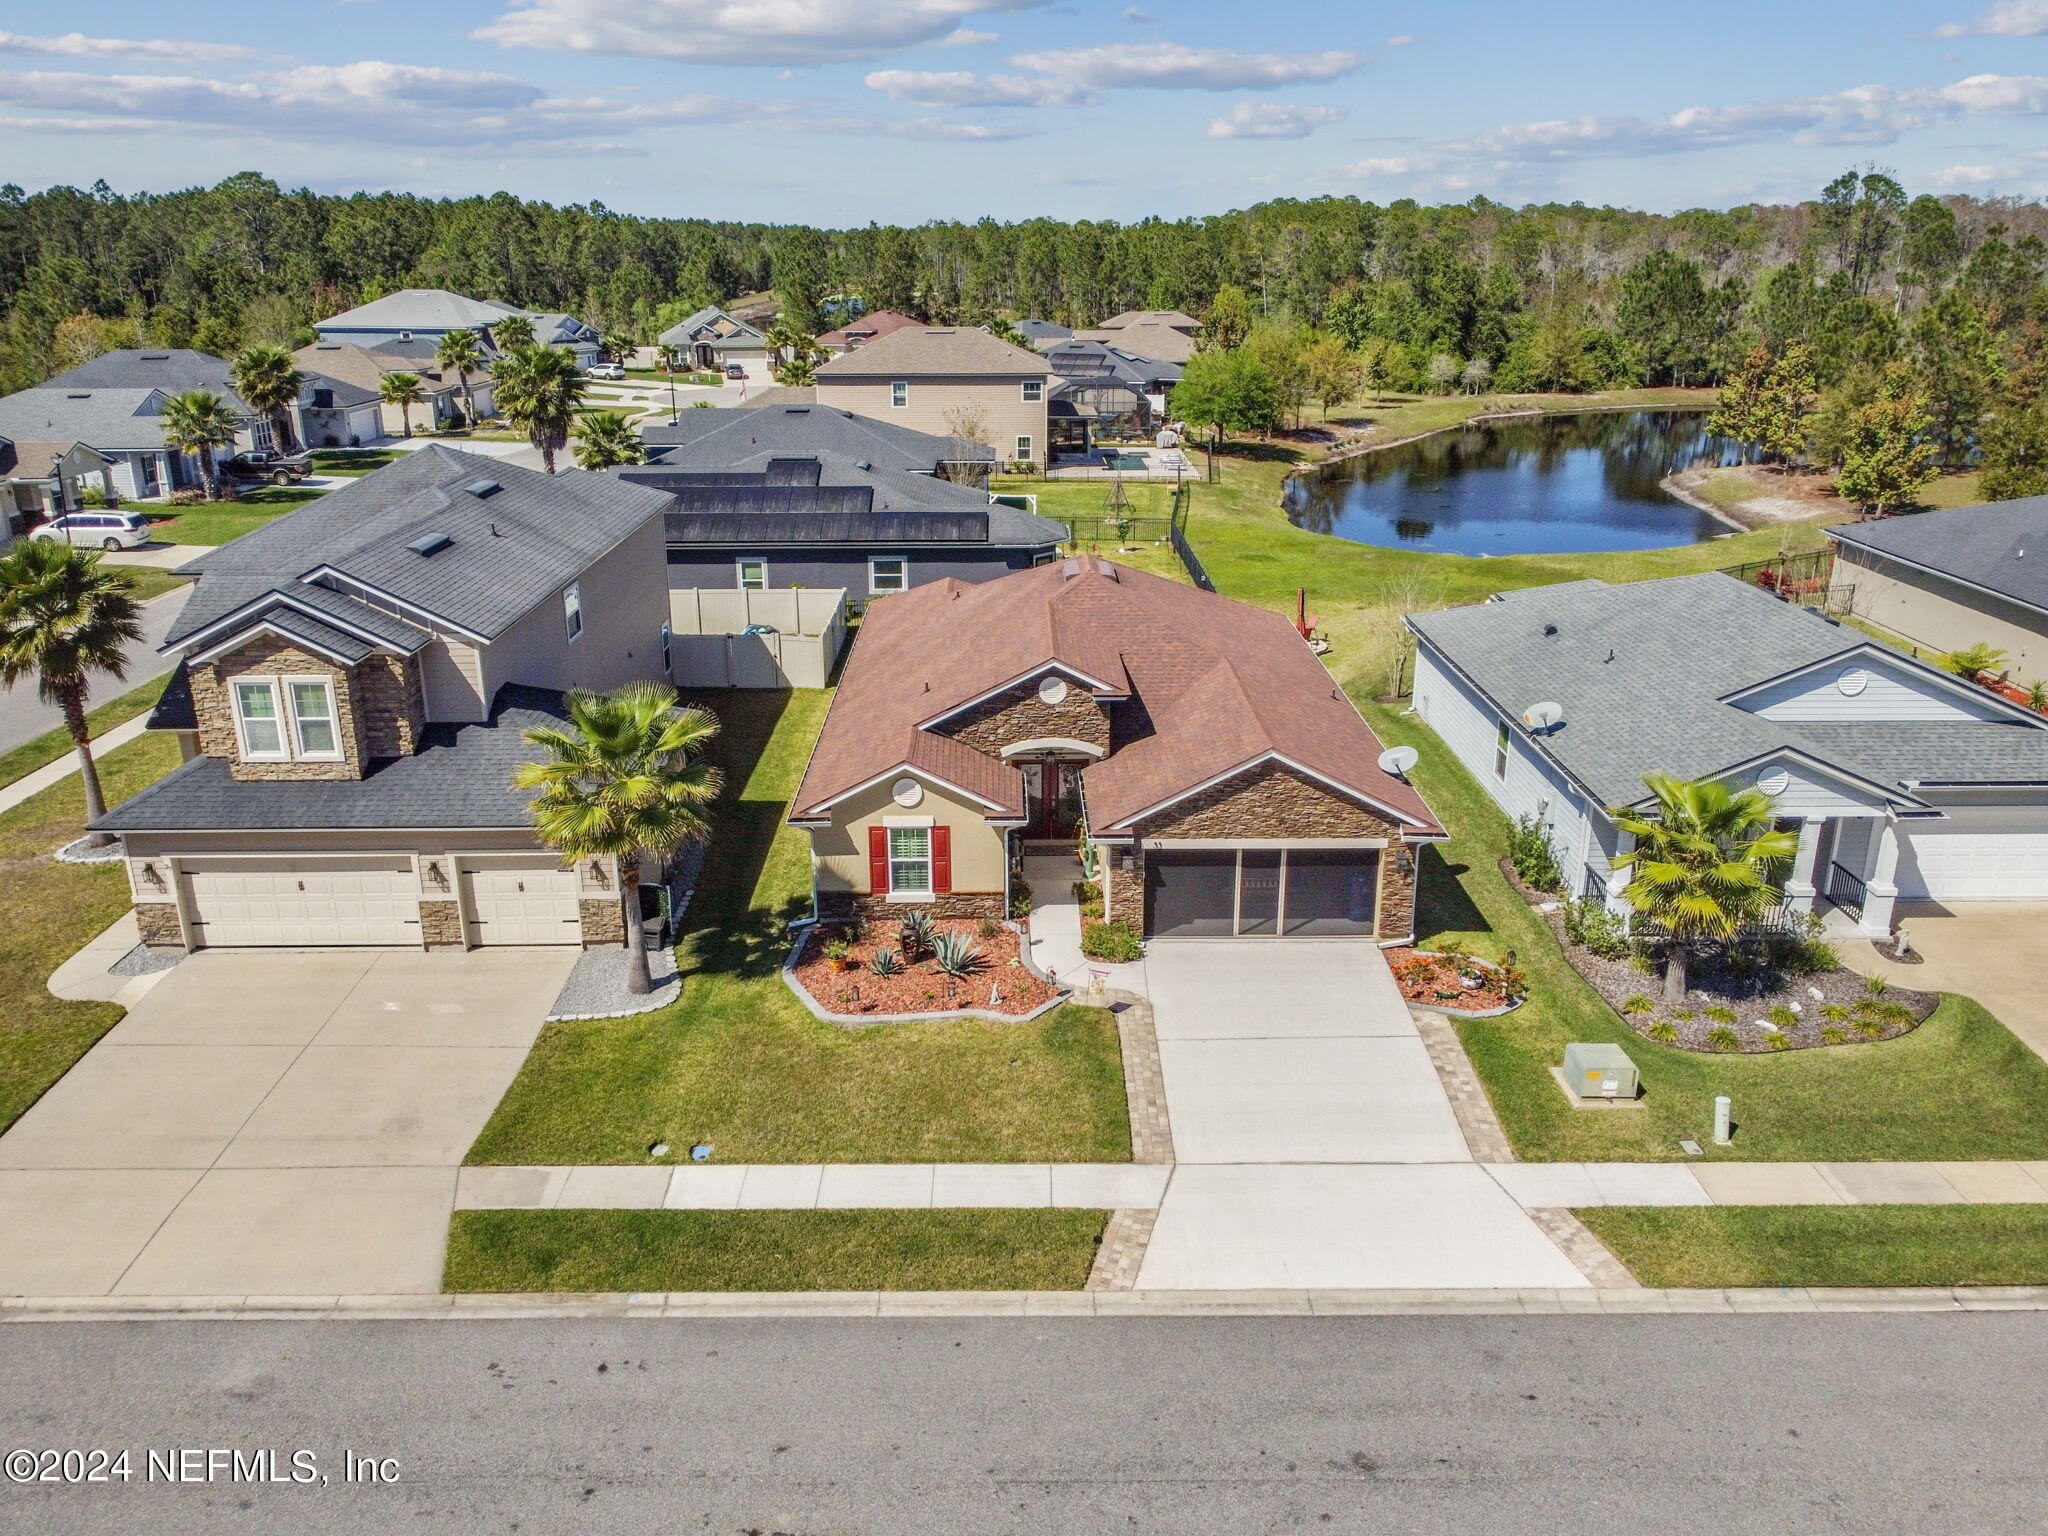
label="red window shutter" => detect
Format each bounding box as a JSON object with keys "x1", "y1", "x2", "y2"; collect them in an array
[
  {"x1": 868, "y1": 826, "x2": 889, "y2": 893},
  {"x1": 931, "y1": 825, "x2": 952, "y2": 893}
]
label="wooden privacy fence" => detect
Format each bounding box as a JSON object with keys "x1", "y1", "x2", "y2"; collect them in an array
[{"x1": 667, "y1": 587, "x2": 848, "y2": 689}]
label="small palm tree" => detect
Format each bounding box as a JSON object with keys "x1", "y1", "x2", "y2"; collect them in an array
[
  {"x1": 229, "y1": 345, "x2": 305, "y2": 453},
  {"x1": 765, "y1": 320, "x2": 808, "y2": 366},
  {"x1": 1943, "y1": 642, "x2": 2007, "y2": 681},
  {"x1": 379, "y1": 372, "x2": 426, "y2": 438},
  {"x1": 1612, "y1": 775, "x2": 1799, "y2": 1002},
  {"x1": 515, "y1": 683, "x2": 722, "y2": 994},
  {"x1": 0, "y1": 542, "x2": 143, "y2": 845},
  {"x1": 492, "y1": 344, "x2": 587, "y2": 473},
  {"x1": 774, "y1": 343, "x2": 821, "y2": 388},
  {"x1": 492, "y1": 314, "x2": 536, "y2": 351},
  {"x1": 573, "y1": 411, "x2": 641, "y2": 472},
  {"x1": 435, "y1": 330, "x2": 485, "y2": 423},
  {"x1": 158, "y1": 390, "x2": 240, "y2": 501}
]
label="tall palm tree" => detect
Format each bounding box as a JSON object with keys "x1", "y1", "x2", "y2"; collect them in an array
[
  {"x1": 573, "y1": 410, "x2": 640, "y2": 471},
  {"x1": 491, "y1": 344, "x2": 586, "y2": 473},
  {"x1": 0, "y1": 541, "x2": 143, "y2": 845},
  {"x1": 158, "y1": 390, "x2": 239, "y2": 501},
  {"x1": 773, "y1": 342, "x2": 821, "y2": 388},
  {"x1": 516, "y1": 683, "x2": 722, "y2": 994},
  {"x1": 1612, "y1": 775, "x2": 1800, "y2": 1002},
  {"x1": 229, "y1": 345, "x2": 305, "y2": 455},
  {"x1": 492, "y1": 314, "x2": 536, "y2": 351},
  {"x1": 379, "y1": 372, "x2": 426, "y2": 438},
  {"x1": 434, "y1": 330, "x2": 485, "y2": 424}
]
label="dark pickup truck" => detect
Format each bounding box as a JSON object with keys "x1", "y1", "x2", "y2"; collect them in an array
[{"x1": 225, "y1": 449, "x2": 314, "y2": 485}]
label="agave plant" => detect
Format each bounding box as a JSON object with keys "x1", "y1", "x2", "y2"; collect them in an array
[
  {"x1": 931, "y1": 931, "x2": 987, "y2": 979},
  {"x1": 870, "y1": 948, "x2": 905, "y2": 978},
  {"x1": 899, "y1": 910, "x2": 937, "y2": 959}
]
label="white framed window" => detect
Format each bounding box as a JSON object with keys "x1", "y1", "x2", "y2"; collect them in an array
[
  {"x1": 1014, "y1": 435, "x2": 1033, "y2": 462},
  {"x1": 868, "y1": 556, "x2": 908, "y2": 595},
  {"x1": 232, "y1": 678, "x2": 288, "y2": 761},
  {"x1": 286, "y1": 678, "x2": 342, "y2": 760},
  {"x1": 1022, "y1": 380, "x2": 1043, "y2": 403},
  {"x1": 888, "y1": 825, "x2": 932, "y2": 897},
  {"x1": 563, "y1": 583, "x2": 583, "y2": 641},
  {"x1": 737, "y1": 558, "x2": 768, "y2": 591},
  {"x1": 890, "y1": 380, "x2": 909, "y2": 408},
  {"x1": 1493, "y1": 721, "x2": 1511, "y2": 780},
  {"x1": 250, "y1": 418, "x2": 275, "y2": 452}
]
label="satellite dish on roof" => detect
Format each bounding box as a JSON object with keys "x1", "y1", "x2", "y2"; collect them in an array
[
  {"x1": 1523, "y1": 701, "x2": 1565, "y2": 731},
  {"x1": 1377, "y1": 745, "x2": 1420, "y2": 778}
]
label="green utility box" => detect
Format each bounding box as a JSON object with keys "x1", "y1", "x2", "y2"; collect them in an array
[{"x1": 1563, "y1": 1042, "x2": 1639, "y2": 1100}]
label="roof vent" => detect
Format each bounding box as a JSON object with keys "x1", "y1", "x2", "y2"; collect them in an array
[
  {"x1": 406, "y1": 531, "x2": 454, "y2": 557},
  {"x1": 141, "y1": 352, "x2": 169, "y2": 360},
  {"x1": 855, "y1": 460, "x2": 872, "y2": 472},
  {"x1": 66, "y1": 392, "x2": 90, "y2": 399},
  {"x1": 1061, "y1": 558, "x2": 1083, "y2": 580},
  {"x1": 462, "y1": 478, "x2": 502, "y2": 498},
  {"x1": 786, "y1": 406, "x2": 809, "y2": 414}
]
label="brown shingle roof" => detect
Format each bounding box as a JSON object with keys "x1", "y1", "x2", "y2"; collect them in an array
[
  {"x1": 813, "y1": 326, "x2": 1051, "y2": 380},
  {"x1": 1071, "y1": 324, "x2": 1198, "y2": 365},
  {"x1": 815, "y1": 310, "x2": 925, "y2": 349},
  {"x1": 292, "y1": 342, "x2": 459, "y2": 397},
  {"x1": 792, "y1": 558, "x2": 1441, "y2": 835},
  {"x1": 1098, "y1": 309, "x2": 1202, "y2": 334}
]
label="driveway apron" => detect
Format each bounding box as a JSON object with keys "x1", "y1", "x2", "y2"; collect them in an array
[
  {"x1": 1137, "y1": 942, "x2": 1592, "y2": 1291},
  {"x1": 0, "y1": 948, "x2": 575, "y2": 1297}
]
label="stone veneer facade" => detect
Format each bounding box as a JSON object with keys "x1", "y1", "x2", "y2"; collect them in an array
[
  {"x1": 191, "y1": 634, "x2": 427, "y2": 782},
  {"x1": 931, "y1": 677, "x2": 1111, "y2": 756},
  {"x1": 818, "y1": 890, "x2": 1006, "y2": 924}
]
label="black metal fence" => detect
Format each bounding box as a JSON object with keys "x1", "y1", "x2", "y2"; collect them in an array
[
  {"x1": 1720, "y1": 546, "x2": 1838, "y2": 605},
  {"x1": 1167, "y1": 488, "x2": 1214, "y2": 591},
  {"x1": 1061, "y1": 515, "x2": 1176, "y2": 547}
]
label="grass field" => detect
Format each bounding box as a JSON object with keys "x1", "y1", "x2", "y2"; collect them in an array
[
  {"x1": 310, "y1": 449, "x2": 400, "y2": 476},
  {"x1": 466, "y1": 687, "x2": 1132, "y2": 1167},
  {"x1": 0, "y1": 732, "x2": 184, "y2": 1135},
  {"x1": 1364, "y1": 701, "x2": 2048, "y2": 1163},
  {"x1": 144, "y1": 482, "x2": 326, "y2": 545},
  {"x1": 0, "y1": 673, "x2": 177, "y2": 790},
  {"x1": 1581, "y1": 1205, "x2": 2048, "y2": 1288},
  {"x1": 445, "y1": 1208, "x2": 1108, "y2": 1292}
]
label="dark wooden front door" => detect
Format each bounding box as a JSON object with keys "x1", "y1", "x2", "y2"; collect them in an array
[{"x1": 1022, "y1": 759, "x2": 1083, "y2": 841}]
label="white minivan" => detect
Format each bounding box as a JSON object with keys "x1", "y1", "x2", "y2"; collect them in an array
[{"x1": 32, "y1": 510, "x2": 155, "y2": 551}]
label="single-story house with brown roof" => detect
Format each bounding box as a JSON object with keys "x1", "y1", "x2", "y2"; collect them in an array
[
  {"x1": 789, "y1": 557, "x2": 1444, "y2": 940},
  {"x1": 814, "y1": 310, "x2": 924, "y2": 354}
]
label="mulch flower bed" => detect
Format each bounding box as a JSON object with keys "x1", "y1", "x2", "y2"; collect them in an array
[
  {"x1": 791, "y1": 918, "x2": 1062, "y2": 1018},
  {"x1": 1499, "y1": 867, "x2": 1938, "y2": 1052},
  {"x1": 1384, "y1": 946, "x2": 1522, "y2": 1013}
]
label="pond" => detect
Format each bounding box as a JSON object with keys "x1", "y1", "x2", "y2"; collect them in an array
[{"x1": 1284, "y1": 409, "x2": 1755, "y2": 557}]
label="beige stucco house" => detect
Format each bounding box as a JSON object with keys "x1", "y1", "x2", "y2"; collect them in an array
[
  {"x1": 812, "y1": 327, "x2": 1052, "y2": 469},
  {"x1": 1829, "y1": 502, "x2": 2048, "y2": 686},
  {"x1": 791, "y1": 557, "x2": 1444, "y2": 940},
  {"x1": 95, "y1": 445, "x2": 677, "y2": 953}
]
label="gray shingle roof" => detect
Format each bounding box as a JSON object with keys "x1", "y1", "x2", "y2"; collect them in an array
[
  {"x1": 255, "y1": 608, "x2": 378, "y2": 665},
  {"x1": 1830, "y1": 498, "x2": 2048, "y2": 618},
  {"x1": 317, "y1": 289, "x2": 520, "y2": 332},
  {"x1": 0, "y1": 387, "x2": 173, "y2": 452},
  {"x1": 40, "y1": 349, "x2": 252, "y2": 411},
  {"x1": 1790, "y1": 721, "x2": 2048, "y2": 787},
  {"x1": 167, "y1": 444, "x2": 669, "y2": 647},
  {"x1": 1408, "y1": 572, "x2": 2048, "y2": 807},
  {"x1": 96, "y1": 685, "x2": 567, "y2": 833},
  {"x1": 641, "y1": 402, "x2": 996, "y2": 471},
  {"x1": 812, "y1": 326, "x2": 1049, "y2": 379},
  {"x1": 656, "y1": 307, "x2": 770, "y2": 348}
]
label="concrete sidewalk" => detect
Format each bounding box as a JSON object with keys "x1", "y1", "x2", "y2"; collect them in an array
[
  {"x1": 458, "y1": 1162, "x2": 1174, "y2": 1211},
  {"x1": 0, "y1": 713, "x2": 153, "y2": 817}
]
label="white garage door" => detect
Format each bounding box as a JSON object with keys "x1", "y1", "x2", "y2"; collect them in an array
[
  {"x1": 461, "y1": 858, "x2": 581, "y2": 946},
  {"x1": 182, "y1": 856, "x2": 421, "y2": 947},
  {"x1": 1898, "y1": 808, "x2": 2048, "y2": 901}
]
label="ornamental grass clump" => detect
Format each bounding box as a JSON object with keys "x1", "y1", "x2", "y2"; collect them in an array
[
  {"x1": 1707, "y1": 1026, "x2": 1742, "y2": 1052},
  {"x1": 931, "y1": 931, "x2": 988, "y2": 979}
]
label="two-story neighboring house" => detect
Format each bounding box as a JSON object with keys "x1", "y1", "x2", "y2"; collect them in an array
[
  {"x1": 811, "y1": 327, "x2": 1053, "y2": 469},
  {"x1": 94, "y1": 445, "x2": 675, "y2": 952},
  {"x1": 791, "y1": 557, "x2": 1444, "y2": 940}
]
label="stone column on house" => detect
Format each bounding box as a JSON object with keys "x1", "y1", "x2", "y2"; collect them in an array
[
  {"x1": 416, "y1": 853, "x2": 465, "y2": 950},
  {"x1": 1861, "y1": 818, "x2": 1902, "y2": 937},
  {"x1": 1784, "y1": 818, "x2": 1824, "y2": 913},
  {"x1": 578, "y1": 853, "x2": 629, "y2": 949}
]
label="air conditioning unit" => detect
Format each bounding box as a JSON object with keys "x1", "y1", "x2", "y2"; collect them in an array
[{"x1": 1563, "y1": 1042, "x2": 1638, "y2": 1101}]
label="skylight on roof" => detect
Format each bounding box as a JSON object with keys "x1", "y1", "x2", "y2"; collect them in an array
[
  {"x1": 406, "y1": 531, "x2": 453, "y2": 557},
  {"x1": 462, "y1": 478, "x2": 502, "y2": 498}
]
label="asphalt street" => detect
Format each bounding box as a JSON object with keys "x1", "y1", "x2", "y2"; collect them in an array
[
  {"x1": 2, "y1": 1312, "x2": 2043, "y2": 1534},
  {"x1": 0, "y1": 585, "x2": 190, "y2": 756}
]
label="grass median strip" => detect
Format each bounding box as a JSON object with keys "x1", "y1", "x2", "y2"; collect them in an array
[
  {"x1": 466, "y1": 687, "x2": 1132, "y2": 1166},
  {"x1": 1579, "y1": 1204, "x2": 2048, "y2": 1289},
  {"x1": 444, "y1": 1208, "x2": 1110, "y2": 1292},
  {"x1": 0, "y1": 673, "x2": 176, "y2": 791}
]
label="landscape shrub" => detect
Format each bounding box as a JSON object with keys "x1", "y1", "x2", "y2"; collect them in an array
[
  {"x1": 1706, "y1": 1027, "x2": 1741, "y2": 1051},
  {"x1": 1080, "y1": 920, "x2": 1143, "y2": 963},
  {"x1": 1562, "y1": 897, "x2": 1629, "y2": 959},
  {"x1": 1505, "y1": 815, "x2": 1565, "y2": 893}
]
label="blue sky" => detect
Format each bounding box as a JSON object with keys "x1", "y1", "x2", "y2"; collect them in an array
[{"x1": 8, "y1": 0, "x2": 2048, "y2": 221}]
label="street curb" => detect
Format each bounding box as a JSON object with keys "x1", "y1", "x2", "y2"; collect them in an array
[{"x1": 6, "y1": 1285, "x2": 2048, "y2": 1321}]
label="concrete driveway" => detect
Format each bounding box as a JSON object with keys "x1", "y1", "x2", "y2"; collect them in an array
[
  {"x1": 1840, "y1": 900, "x2": 2048, "y2": 1062},
  {"x1": 1136, "y1": 942, "x2": 1591, "y2": 1291},
  {"x1": 0, "y1": 947, "x2": 574, "y2": 1297}
]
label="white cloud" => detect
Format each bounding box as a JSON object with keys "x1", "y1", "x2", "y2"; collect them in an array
[
  {"x1": 864, "y1": 68, "x2": 1096, "y2": 105},
  {"x1": 1206, "y1": 100, "x2": 1344, "y2": 139},
  {"x1": 1383, "y1": 34, "x2": 1417, "y2": 46},
  {"x1": 1007, "y1": 40, "x2": 1364, "y2": 89},
  {"x1": 0, "y1": 60, "x2": 1032, "y2": 153},
  {"x1": 1122, "y1": 6, "x2": 1156, "y2": 21},
  {"x1": 1927, "y1": 162, "x2": 2004, "y2": 184},
  {"x1": 1936, "y1": 1, "x2": 2048, "y2": 36},
  {"x1": 475, "y1": 0, "x2": 1048, "y2": 66},
  {"x1": 0, "y1": 29, "x2": 260, "y2": 63}
]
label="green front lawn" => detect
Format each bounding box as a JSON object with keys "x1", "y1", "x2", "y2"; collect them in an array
[
  {"x1": 0, "y1": 732, "x2": 185, "y2": 1134},
  {"x1": 466, "y1": 687, "x2": 1132, "y2": 1166},
  {"x1": 145, "y1": 484, "x2": 325, "y2": 546},
  {"x1": 445, "y1": 1208, "x2": 1108, "y2": 1292},
  {"x1": 0, "y1": 674, "x2": 177, "y2": 790},
  {"x1": 311, "y1": 449, "x2": 400, "y2": 476},
  {"x1": 1368, "y1": 703, "x2": 2048, "y2": 1163},
  {"x1": 1580, "y1": 1205, "x2": 2048, "y2": 1288}
]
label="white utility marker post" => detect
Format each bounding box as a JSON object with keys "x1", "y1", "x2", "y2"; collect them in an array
[{"x1": 1713, "y1": 1095, "x2": 1733, "y2": 1147}]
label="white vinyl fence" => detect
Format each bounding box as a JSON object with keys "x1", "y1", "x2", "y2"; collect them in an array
[{"x1": 667, "y1": 588, "x2": 848, "y2": 689}]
